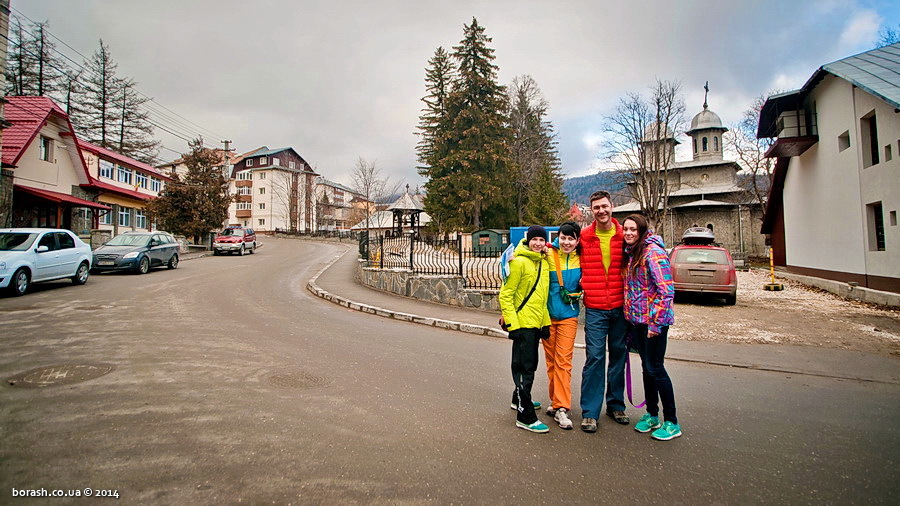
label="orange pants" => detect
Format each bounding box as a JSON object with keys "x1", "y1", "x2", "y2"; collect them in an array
[{"x1": 542, "y1": 317, "x2": 578, "y2": 411}]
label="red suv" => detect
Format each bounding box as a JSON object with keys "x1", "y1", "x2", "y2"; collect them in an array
[
  {"x1": 669, "y1": 229, "x2": 737, "y2": 305},
  {"x1": 213, "y1": 227, "x2": 257, "y2": 256}
]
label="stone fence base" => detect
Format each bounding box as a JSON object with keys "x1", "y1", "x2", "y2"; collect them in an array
[{"x1": 356, "y1": 260, "x2": 500, "y2": 312}]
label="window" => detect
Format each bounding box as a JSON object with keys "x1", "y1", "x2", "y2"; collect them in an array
[
  {"x1": 259, "y1": 203, "x2": 265, "y2": 210},
  {"x1": 151, "y1": 178, "x2": 162, "y2": 192},
  {"x1": 135, "y1": 209, "x2": 147, "y2": 229},
  {"x1": 118, "y1": 207, "x2": 132, "y2": 227},
  {"x1": 713, "y1": 136, "x2": 719, "y2": 151},
  {"x1": 692, "y1": 139, "x2": 697, "y2": 154},
  {"x1": 237, "y1": 170, "x2": 252, "y2": 180},
  {"x1": 289, "y1": 161, "x2": 296, "y2": 169},
  {"x1": 837, "y1": 131, "x2": 851, "y2": 152},
  {"x1": 99, "y1": 159, "x2": 114, "y2": 179},
  {"x1": 258, "y1": 219, "x2": 265, "y2": 226},
  {"x1": 237, "y1": 187, "x2": 251, "y2": 195},
  {"x1": 861, "y1": 111, "x2": 879, "y2": 167},
  {"x1": 273, "y1": 157, "x2": 280, "y2": 166},
  {"x1": 117, "y1": 165, "x2": 133, "y2": 185},
  {"x1": 866, "y1": 202, "x2": 885, "y2": 251},
  {"x1": 135, "y1": 172, "x2": 148, "y2": 189},
  {"x1": 702, "y1": 137, "x2": 708, "y2": 151},
  {"x1": 39, "y1": 136, "x2": 53, "y2": 161},
  {"x1": 259, "y1": 172, "x2": 266, "y2": 180},
  {"x1": 885, "y1": 144, "x2": 893, "y2": 162},
  {"x1": 246, "y1": 159, "x2": 254, "y2": 167},
  {"x1": 259, "y1": 187, "x2": 266, "y2": 195},
  {"x1": 100, "y1": 210, "x2": 112, "y2": 225},
  {"x1": 890, "y1": 210, "x2": 897, "y2": 227},
  {"x1": 38, "y1": 233, "x2": 57, "y2": 251},
  {"x1": 56, "y1": 232, "x2": 75, "y2": 249},
  {"x1": 260, "y1": 157, "x2": 267, "y2": 165}
]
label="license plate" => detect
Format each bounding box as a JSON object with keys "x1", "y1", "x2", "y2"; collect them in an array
[
  {"x1": 688, "y1": 269, "x2": 714, "y2": 277},
  {"x1": 98, "y1": 261, "x2": 115, "y2": 266}
]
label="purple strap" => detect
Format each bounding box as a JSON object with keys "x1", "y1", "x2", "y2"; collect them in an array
[{"x1": 625, "y1": 334, "x2": 646, "y2": 409}]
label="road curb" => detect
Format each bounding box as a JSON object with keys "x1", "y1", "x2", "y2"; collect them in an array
[{"x1": 306, "y1": 249, "x2": 508, "y2": 339}]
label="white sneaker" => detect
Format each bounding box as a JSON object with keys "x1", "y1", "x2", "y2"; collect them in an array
[{"x1": 554, "y1": 408, "x2": 574, "y2": 430}]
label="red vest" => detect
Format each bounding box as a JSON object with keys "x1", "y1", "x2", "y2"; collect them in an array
[{"x1": 579, "y1": 219, "x2": 625, "y2": 310}]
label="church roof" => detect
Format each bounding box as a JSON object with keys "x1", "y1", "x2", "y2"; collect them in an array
[
  {"x1": 386, "y1": 192, "x2": 424, "y2": 211},
  {"x1": 671, "y1": 158, "x2": 740, "y2": 170},
  {"x1": 687, "y1": 106, "x2": 727, "y2": 133},
  {"x1": 668, "y1": 184, "x2": 745, "y2": 197},
  {"x1": 641, "y1": 121, "x2": 678, "y2": 142}
]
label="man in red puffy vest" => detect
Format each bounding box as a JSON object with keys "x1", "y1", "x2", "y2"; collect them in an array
[{"x1": 578, "y1": 190, "x2": 630, "y2": 433}]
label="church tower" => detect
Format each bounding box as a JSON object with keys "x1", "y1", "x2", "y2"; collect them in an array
[{"x1": 686, "y1": 82, "x2": 728, "y2": 161}]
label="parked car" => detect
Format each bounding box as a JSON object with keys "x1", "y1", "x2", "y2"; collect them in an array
[
  {"x1": 670, "y1": 243, "x2": 737, "y2": 305},
  {"x1": 0, "y1": 228, "x2": 92, "y2": 296},
  {"x1": 92, "y1": 231, "x2": 179, "y2": 274},
  {"x1": 213, "y1": 227, "x2": 257, "y2": 256}
]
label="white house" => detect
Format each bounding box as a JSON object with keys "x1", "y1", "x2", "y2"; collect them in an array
[{"x1": 758, "y1": 42, "x2": 899, "y2": 294}]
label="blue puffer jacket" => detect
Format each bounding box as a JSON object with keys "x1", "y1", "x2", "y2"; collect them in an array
[{"x1": 547, "y1": 239, "x2": 582, "y2": 321}]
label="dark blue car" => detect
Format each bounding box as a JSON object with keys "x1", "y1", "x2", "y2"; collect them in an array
[{"x1": 92, "y1": 232, "x2": 180, "y2": 274}]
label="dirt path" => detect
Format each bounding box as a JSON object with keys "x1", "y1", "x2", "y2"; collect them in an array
[{"x1": 669, "y1": 269, "x2": 900, "y2": 358}]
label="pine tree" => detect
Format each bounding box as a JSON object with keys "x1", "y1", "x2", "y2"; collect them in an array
[
  {"x1": 76, "y1": 39, "x2": 122, "y2": 148},
  {"x1": 116, "y1": 80, "x2": 161, "y2": 163},
  {"x1": 31, "y1": 21, "x2": 65, "y2": 98},
  {"x1": 421, "y1": 18, "x2": 512, "y2": 232},
  {"x1": 147, "y1": 138, "x2": 232, "y2": 242},
  {"x1": 5, "y1": 17, "x2": 37, "y2": 96},
  {"x1": 416, "y1": 46, "x2": 454, "y2": 168}
]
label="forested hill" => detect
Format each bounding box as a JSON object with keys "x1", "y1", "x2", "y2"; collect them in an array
[{"x1": 562, "y1": 171, "x2": 627, "y2": 204}]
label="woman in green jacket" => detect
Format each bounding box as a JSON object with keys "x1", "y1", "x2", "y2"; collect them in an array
[{"x1": 499, "y1": 225, "x2": 552, "y2": 433}]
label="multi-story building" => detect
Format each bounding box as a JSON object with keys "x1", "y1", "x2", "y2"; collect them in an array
[
  {"x1": 79, "y1": 140, "x2": 172, "y2": 235},
  {"x1": 227, "y1": 147, "x2": 319, "y2": 232},
  {"x1": 315, "y1": 177, "x2": 365, "y2": 231},
  {"x1": 758, "y1": 42, "x2": 899, "y2": 293}
]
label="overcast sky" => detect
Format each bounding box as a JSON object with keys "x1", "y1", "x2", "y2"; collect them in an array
[{"x1": 16, "y1": 0, "x2": 900, "y2": 188}]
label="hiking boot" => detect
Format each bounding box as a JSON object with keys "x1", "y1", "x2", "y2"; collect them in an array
[
  {"x1": 651, "y1": 421, "x2": 682, "y2": 441},
  {"x1": 554, "y1": 408, "x2": 573, "y2": 430},
  {"x1": 634, "y1": 413, "x2": 661, "y2": 433},
  {"x1": 516, "y1": 420, "x2": 550, "y2": 433},
  {"x1": 580, "y1": 417, "x2": 598, "y2": 433},
  {"x1": 606, "y1": 409, "x2": 630, "y2": 425}
]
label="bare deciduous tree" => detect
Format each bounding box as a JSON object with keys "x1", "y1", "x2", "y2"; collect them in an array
[
  {"x1": 725, "y1": 93, "x2": 778, "y2": 210},
  {"x1": 603, "y1": 79, "x2": 685, "y2": 231},
  {"x1": 350, "y1": 157, "x2": 402, "y2": 236}
]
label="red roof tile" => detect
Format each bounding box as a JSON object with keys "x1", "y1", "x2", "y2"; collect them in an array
[
  {"x1": 14, "y1": 184, "x2": 111, "y2": 210},
  {"x1": 2, "y1": 96, "x2": 69, "y2": 167}
]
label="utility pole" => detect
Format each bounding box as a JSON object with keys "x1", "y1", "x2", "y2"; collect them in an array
[{"x1": 220, "y1": 140, "x2": 232, "y2": 179}]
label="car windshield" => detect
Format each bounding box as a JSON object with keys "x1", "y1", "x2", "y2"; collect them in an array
[
  {"x1": 0, "y1": 232, "x2": 38, "y2": 251},
  {"x1": 105, "y1": 234, "x2": 151, "y2": 247},
  {"x1": 220, "y1": 228, "x2": 243, "y2": 237},
  {"x1": 673, "y1": 248, "x2": 729, "y2": 265}
]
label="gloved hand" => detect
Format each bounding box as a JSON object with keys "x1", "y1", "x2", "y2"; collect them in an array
[{"x1": 539, "y1": 326, "x2": 551, "y2": 340}]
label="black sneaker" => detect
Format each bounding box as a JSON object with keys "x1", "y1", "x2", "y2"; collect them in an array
[{"x1": 606, "y1": 409, "x2": 630, "y2": 425}]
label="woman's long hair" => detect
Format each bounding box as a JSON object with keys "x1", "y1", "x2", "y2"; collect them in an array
[{"x1": 624, "y1": 214, "x2": 650, "y2": 277}]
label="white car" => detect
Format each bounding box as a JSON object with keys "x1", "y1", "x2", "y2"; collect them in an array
[{"x1": 0, "y1": 228, "x2": 93, "y2": 296}]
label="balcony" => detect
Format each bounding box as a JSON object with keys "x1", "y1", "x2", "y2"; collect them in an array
[
  {"x1": 236, "y1": 180, "x2": 252, "y2": 188},
  {"x1": 236, "y1": 210, "x2": 252, "y2": 218},
  {"x1": 238, "y1": 194, "x2": 252, "y2": 203}
]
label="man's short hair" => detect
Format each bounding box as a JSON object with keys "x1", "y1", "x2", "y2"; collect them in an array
[{"x1": 589, "y1": 190, "x2": 611, "y2": 204}]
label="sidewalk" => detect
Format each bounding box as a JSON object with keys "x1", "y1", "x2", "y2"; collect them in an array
[{"x1": 310, "y1": 247, "x2": 900, "y2": 384}]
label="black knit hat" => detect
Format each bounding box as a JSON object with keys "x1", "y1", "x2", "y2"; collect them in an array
[{"x1": 526, "y1": 225, "x2": 547, "y2": 242}]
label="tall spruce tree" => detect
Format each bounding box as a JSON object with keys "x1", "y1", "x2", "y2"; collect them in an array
[
  {"x1": 5, "y1": 17, "x2": 37, "y2": 96},
  {"x1": 421, "y1": 18, "x2": 511, "y2": 232},
  {"x1": 146, "y1": 138, "x2": 232, "y2": 242},
  {"x1": 77, "y1": 39, "x2": 121, "y2": 147},
  {"x1": 415, "y1": 46, "x2": 454, "y2": 168},
  {"x1": 116, "y1": 80, "x2": 160, "y2": 163},
  {"x1": 31, "y1": 21, "x2": 65, "y2": 98}
]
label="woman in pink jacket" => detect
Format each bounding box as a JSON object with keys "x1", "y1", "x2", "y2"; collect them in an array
[{"x1": 622, "y1": 214, "x2": 680, "y2": 441}]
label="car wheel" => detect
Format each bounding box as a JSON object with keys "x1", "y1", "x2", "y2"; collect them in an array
[
  {"x1": 213, "y1": 250, "x2": 220, "y2": 256},
  {"x1": 10, "y1": 268, "x2": 29, "y2": 296},
  {"x1": 724, "y1": 294, "x2": 737, "y2": 305},
  {"x1": 239, "y1": 244, "x2": 245, "y2": 256},
  {"x1": 136, "y1": 256, "x2": 150, "y2": 274},
  {"x1": 72, "y1": 261, "x2": 90, "y2": 285},
  {"x1": 168, "y1": 254, "x2": 179, "y2": 269},
  {"x1": 249, "y1": 242, "x2": 255, "y2": 254}
]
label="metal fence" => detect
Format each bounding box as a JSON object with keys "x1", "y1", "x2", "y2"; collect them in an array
[{"x1": 362, "y1": 235, "x2": 504, "y2": 290}]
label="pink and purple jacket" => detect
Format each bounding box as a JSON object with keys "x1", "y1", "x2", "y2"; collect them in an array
[{"x1": 624, "y1": 234, "x2": 674, "y2": 334}]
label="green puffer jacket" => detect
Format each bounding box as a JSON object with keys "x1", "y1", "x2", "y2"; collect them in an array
[{"x1": 499, "y1": 239, "x2": 551, "y2": 331}]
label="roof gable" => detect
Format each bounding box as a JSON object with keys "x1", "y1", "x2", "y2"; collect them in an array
[{"x1": 2, "y1": 96, "x2": 69, "y2": 167}]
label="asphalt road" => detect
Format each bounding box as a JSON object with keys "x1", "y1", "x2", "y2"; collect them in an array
[{"x1": 1, "y1": 238, "x2": 898, "y2": 504}]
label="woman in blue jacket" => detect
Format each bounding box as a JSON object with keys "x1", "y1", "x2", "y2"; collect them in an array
[{"x1": 543, "y1": 222, "x2": 582, "y2": 430}]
